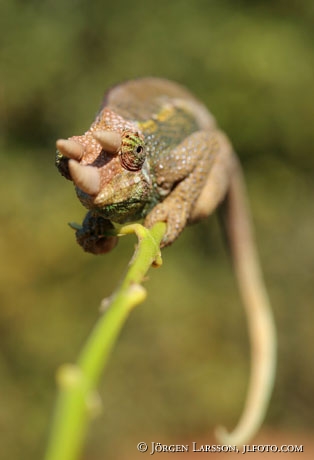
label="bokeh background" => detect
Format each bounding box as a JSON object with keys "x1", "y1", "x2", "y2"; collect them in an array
[{"x1": 1, "y1": 0, "x2": 314, "y2": 458}]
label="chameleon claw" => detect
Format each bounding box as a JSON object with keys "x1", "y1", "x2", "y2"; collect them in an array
[
  {"x1": 68, "y1": 222, "x2": 83, "y2": 231},
  {"x1": 68, "y1": 159, "x2": 101, "y2": 195},
  {"x1": 56, "y1": 139, "x2": 84, "y2": 161},
  {"x1": 92, "y1": 130, "x2": 122, "y2": 154}
]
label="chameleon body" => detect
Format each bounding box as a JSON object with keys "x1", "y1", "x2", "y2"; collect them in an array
[
  {"x1": 56, "y1": 78, "x2": 276, "y2": 444},
  {"x1": 56, "y1": 78, "x2": 233, "y2": 252}
]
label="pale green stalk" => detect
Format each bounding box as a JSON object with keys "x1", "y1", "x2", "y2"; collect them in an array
[{"x1": 44, "y1": 222, "x2": 166, "y2": 460}]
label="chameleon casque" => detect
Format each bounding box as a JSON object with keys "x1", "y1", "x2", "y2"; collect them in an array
[{"x1": 56, "y1": 78, "x2": 276, "y2": 444}]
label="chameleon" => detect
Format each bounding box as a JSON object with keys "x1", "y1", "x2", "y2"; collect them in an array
[{"x1": 55, "y1": 77, "x2": 276, "y2": 444}]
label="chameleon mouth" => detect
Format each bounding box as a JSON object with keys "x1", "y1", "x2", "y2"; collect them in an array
[
  {"x1": 56, "y1": 131, "x2": 123, "y2": 196},
  {"x1": 93, "y1": 173, "x2": 143, "y2": 207}
]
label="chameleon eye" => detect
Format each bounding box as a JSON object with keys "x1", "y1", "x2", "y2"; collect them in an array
[{"x1": 119, "y1": 131, "x2": 146, "y2": 171}]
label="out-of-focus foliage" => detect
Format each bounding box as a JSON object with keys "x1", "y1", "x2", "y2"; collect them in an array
[{"x1": 0, "y1": 1, "x2": 313, "y2": 459}]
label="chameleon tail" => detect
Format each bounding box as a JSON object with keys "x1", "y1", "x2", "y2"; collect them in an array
[{"x1": 216, "y1": 156, "x2": 276, "y2": 445}]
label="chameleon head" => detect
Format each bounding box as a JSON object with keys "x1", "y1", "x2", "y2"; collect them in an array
[{"x1": 56, "y1": 122, "x2": 152, "y2": 222}]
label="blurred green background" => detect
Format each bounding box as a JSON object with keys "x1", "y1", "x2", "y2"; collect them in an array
[{"x1": 1, "y1": 0, "x2": 314, "y2": 458}]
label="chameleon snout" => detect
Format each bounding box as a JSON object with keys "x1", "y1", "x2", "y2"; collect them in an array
[{"x1": 56, "y1": 131, "x2": 123, "y2": 197}]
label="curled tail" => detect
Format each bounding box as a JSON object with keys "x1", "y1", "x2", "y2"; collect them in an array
[{"x1": 216, "y1": 156, "x2": 277, "y2": 445}]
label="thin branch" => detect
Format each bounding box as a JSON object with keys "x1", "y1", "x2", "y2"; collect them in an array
[{"x1": 44, "y1": 222, "x2": 166, "y2": 460}]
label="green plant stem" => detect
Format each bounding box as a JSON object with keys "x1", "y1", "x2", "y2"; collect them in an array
[{"x1": 44, "y1": 222, "x2": 166, "y2": 460}]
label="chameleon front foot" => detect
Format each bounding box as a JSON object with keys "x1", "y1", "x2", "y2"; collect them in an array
[
  {"x1": 144, "y1": 198, "x2": 189, "y2": 247},
  {"x1": 73, "y1": 212, "x2": 118, "y2": 255}
]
